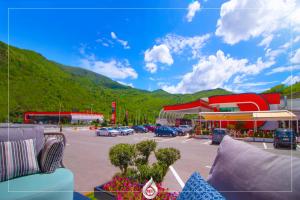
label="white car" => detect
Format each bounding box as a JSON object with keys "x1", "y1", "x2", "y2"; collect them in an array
[
  {"x1": 178, "y1": 125, "x2": 193, "y2": 133},
  {"x1": 123, "y1": 126, "x2": 134, "y2": 134},
  {"x1": 96, "y1": 127, "x2": 119, "y2": 137},
  {"x1": 116, "y1": 127, "x2": 132, "y2": 135}
]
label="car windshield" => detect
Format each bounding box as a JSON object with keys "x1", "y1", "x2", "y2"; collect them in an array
[
  {"x1": 276, "y1": 130, "x2": 295, "y2": 137},
  {"x1": 107, "y1": 128, "x2": 113, "y2": 130}
]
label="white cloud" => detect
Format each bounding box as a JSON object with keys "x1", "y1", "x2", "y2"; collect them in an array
[
  {"x1": 117, "y1": 81, "x2": 134, "y2": 88},
  {"x1": 144, "y1": 44, "x2": 173, "y2": 73},
  {"x1": 110, "y1": 31, "x2": 130, "y2": 49},
  {"x1": 265, "y1": 36, "x2": 300, "y2": 61},
  {"x1": 282, "y1": 75, "x2": 300, "y2": 85},
  {"x1": 258, "y1": 34, "x2": 274, "y2": 49},
  {"x1": 216, "y1": 0, "x2": 297, "y2": 45},
  {"x1": 186, "y1": 1, "x2": 201, "y2": 22},
  {"x1": 111, "y1": 32, "x2": 117, "y2": 39},
  {"x1": 291, "y1": 48, "x2": 300, "y2": 64},
  {"x1": 157, "y1": 33, "x2": 210, "y2": 59},
  {"x1": 161, "y1": 50, "x2": 274, "y2": 94},
  {"x1": 80, "y1": 55, "x2": 138, "y2": 80},
  {"x1": 145, "y1": 63, "x2": 158, "y2": 74},
  {"x1": 266, "y1": 65, "x2": 300, "y2": 75}
]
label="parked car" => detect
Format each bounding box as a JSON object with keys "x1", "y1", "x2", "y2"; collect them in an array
[
  {"x1": 155, "y1": 126, "x2": 177, "y2": 137},
  {"x1": 96, "y1": 127, "x2": 119, "y2": 137},
  {"x1": 273, "y1": 128, "x2": 297, "y2": 149},
  {"x1": 143, "y1": 124, "x2": 156, "y2": 132},
  {"x1": 212, "y1": 128, "x2": 228, "y2": 144},
  {"x1": 178, "y1": 125, "x2": 193, "y2": 133},
  {"x1": 116, "y1": 127, "x2": 132, "y2": 135},
  {"x1": 123, "y1": 126, "x2": 134, "y2": 134},
  {"x1": 132, "y1": 125, "x2": 148, "y2": 133},
  {"x1": 170, "y1": 126, "x2": 185, "y2": 136}
]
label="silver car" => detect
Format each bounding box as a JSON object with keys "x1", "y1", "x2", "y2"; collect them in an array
[{"x1": 96, "y1": 127, "x2": 119, "y2": 137}]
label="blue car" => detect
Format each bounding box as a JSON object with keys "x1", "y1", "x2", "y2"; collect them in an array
[
  {"x1": 155, "y1": 126, "x2": 177, "y2": 137},
  {"x1": 212, "y1": 128, "x2": 228, "y2": 144},
  {"x1": 274, "y1": 129, "x2": 297, "y2": 149},
  {"x1": 132, "y1": 125, "x2": 147, "y2": 133},
  {"x1": 170, "y1": 126, "x2": 185, "y2": 136}
]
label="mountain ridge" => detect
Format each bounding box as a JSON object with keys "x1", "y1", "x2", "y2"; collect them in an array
[{"x1": 4, "y1": 41, "x2": 289, "y2": 123}]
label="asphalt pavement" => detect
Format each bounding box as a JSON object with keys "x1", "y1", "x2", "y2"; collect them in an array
[{"x1": 59, "y1": 129, "x2": 300, "y2": 193}]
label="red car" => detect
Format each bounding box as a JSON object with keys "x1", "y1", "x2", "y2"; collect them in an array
[{"x1": 143, "y1": 125, "x2": 156, "y2": 132}]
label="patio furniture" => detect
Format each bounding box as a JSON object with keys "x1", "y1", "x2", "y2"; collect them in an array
[
  {"x1": 0, "y1": 125, "x2": 74, "y2": 200},
  {"x1": 178, "y1": 135, "x2": 300, "y2": 200}
]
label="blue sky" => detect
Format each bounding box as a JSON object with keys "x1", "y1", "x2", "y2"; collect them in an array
[{"x1": 1, "y1": 0, "x2": 300, "y2": 93}]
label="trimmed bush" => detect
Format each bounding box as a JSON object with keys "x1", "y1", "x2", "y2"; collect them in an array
[
  {"x1": 135, "y1": 140, "x2": 157, "y2": 165},
  {"x1": 138, "y1": 163, "x2": 166, "y2": 183},
  {"x1": 109, "y1": 143, "x2": 135, "y2": 175},
  {"x1": 155, "y1": 148, "x2": 181, "y2": 167}
]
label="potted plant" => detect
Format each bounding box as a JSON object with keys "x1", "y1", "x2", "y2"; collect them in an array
[{"x1": 94, "y1": 140, "x2": 180, "y2": 200}]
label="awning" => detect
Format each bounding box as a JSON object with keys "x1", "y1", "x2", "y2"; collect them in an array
[{"x1": 200, "y1": 110, "x2": 298, "y2": 121}]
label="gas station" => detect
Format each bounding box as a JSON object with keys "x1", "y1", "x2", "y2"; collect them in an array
[{"x1": 157, "y1": 93, "x2": 299, "y2": 133}]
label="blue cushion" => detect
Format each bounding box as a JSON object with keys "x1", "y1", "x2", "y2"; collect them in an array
[
  {"x1": 0, "y1": 168, "x2": 73, "y2": 200},
  {"x1": 177, "y1": 172, "x2": 225, "y2": 200}
]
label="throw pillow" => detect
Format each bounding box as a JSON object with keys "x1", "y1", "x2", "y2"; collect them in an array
[
  {"x1": 207, "y1": 135, "x2": 300, "y2": 200},
  {"x1": 177, "y1": 172, "x2": 225, "y2": 200},
  {"x1": 0, "y1": 139, "x2": 40, "y2": 182}
]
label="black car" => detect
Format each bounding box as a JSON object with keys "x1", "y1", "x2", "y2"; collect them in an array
[
  {"x1": 273, "y1": 129, "x2": 297, "y2": 149},
  {"x1": 132, "y1": 125, "x2": 147, "y2": 133}
]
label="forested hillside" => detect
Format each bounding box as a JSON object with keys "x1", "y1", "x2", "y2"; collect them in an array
[{"x1": 0, "y1": 42, "x2": 231, "y2": 123}]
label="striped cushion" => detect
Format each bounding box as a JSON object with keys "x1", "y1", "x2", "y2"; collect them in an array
[
  {"x1": 40, "y1": 138, "x2": 64, "y2": 173},
  {"x1": 0, "y1": 139, "x2": 40, "y2": 182}
]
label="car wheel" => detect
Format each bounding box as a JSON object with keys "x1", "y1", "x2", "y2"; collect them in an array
[{"x1": 293, "y1": 145, "x2": 297, "y2": 150}]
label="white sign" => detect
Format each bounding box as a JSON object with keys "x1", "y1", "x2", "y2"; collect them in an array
[{"x1": 142, "y1": 177, "x2": 158, "y2": 199}]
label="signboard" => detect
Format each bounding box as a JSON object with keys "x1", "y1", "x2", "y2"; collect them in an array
[{"x1": 111, "y1": 101, "x2": 116, "y2": 125}]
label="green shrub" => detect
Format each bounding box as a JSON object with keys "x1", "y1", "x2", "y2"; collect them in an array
[
  {"x1": 109, "y1": 144, "x2": 135, "y2": 175},
  {"x1": 135, "y1": 140, "x2": 157, "y2": 165},
  {"x1": 138, "y1": 163, "x2": 166, "y2": 183},
  {"x1": 202, "y1": 130, "x2": 210, "y2": 135},
  {"x1": 108, "y1": 140, "x2": 181, "y2": 184},
  {"x1": 155, "y1": 148, "x2": 181, "y2": 167}
]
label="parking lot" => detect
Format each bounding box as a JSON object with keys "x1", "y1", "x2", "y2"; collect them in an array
[{"x1": 59, "y1": 128, "x2": 300, "y2": 193}]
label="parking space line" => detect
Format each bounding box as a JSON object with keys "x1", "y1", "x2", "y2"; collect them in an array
[
  {"x1": 263, "y1": 143, "x2": 267, "y2": 149},
  {"x1": 169, "y1": 165, "x2": 185, "y2": 189},
  {"x1": 203, "y1": 140, "x2": 211, "y2": 145},
  {"x1": 156, "y1": 137, "x2": 178, "y2": 143},
  {"x1": 205, "y1": 165, "x2": 212, "y2": 169},
  {"x1": 297, "y1": 145, "x2": 300, "y2": 149},
  {"x1": 182, "y1": 138, "x2": 193, "y2": 143}
]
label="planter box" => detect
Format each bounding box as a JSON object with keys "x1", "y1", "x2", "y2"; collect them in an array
[
  {"x1": 244, "y1": 137, "x2": 273, "y2": 143},
  {"x1": 193, "y1": 135, "x2": 212, "y2": 139},
  {"x1": 94, "y1": 184, "x2": 116, "y2": 200}
]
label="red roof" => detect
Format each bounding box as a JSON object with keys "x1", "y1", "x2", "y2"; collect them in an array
[{"x1": 163, "y1": 99, "x2": 213, "y2": 111}]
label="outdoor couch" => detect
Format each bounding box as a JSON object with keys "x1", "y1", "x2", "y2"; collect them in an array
[
  {"x1": 0, "y1": 125, "x2": 74, "y2": 200},
  {"x1": 178, "y1": 135, "x2": 300, "y2": 200}
]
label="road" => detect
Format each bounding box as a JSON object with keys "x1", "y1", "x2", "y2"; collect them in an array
[{"x1": 60, "y1": 129, "x2": 300, "y2": 193}]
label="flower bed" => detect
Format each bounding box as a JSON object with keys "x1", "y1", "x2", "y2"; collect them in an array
[{"x1": 94, "y1": 176, "x2": 178, "y2": 200}]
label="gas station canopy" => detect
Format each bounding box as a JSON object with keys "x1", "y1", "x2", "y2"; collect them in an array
[{"x1": 200, "y1": 110, "x2": 298, "y2": 121}]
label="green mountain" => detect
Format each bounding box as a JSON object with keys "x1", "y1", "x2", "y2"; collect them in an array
[
  {"x1": 264, "y1": 83, "x2": 300, "y2": 98},
  {"x1": 0, "y1": 41, "x2": 231, "y2": 123}
]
